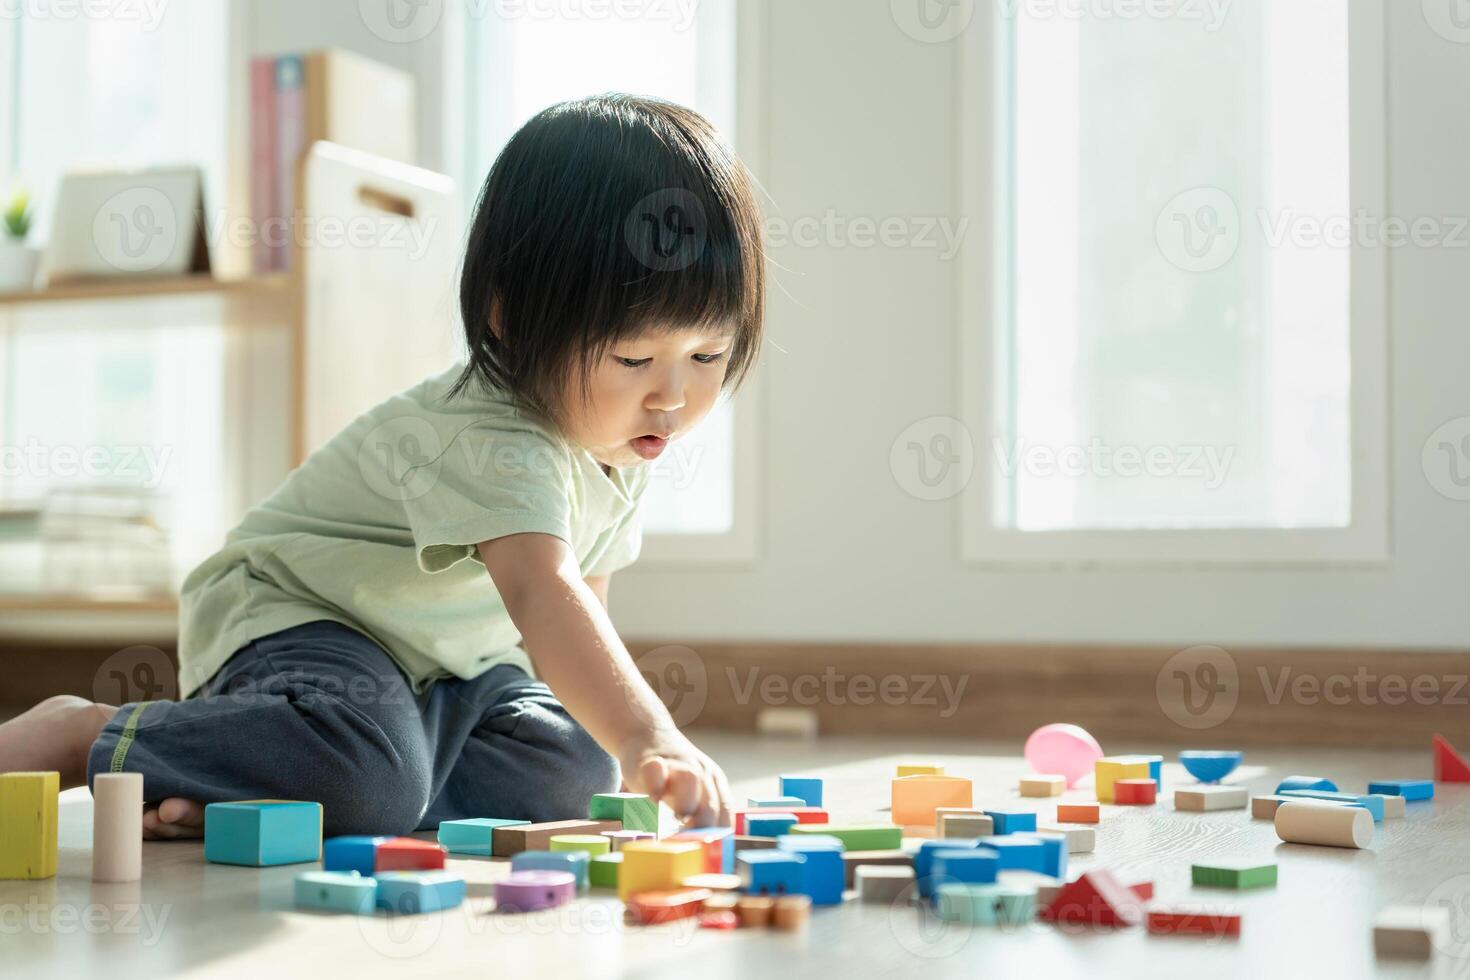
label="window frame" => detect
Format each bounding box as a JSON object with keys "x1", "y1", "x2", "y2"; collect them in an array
[{"x1": 956, "y1": 0, "x2": 1389, "y2": 567}]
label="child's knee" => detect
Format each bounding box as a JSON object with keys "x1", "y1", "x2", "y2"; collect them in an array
[
  {"x1": 543, "y1": 723, "x2": 619, "y2": 818},
  {"x1": 318, "y1": 763, "x2": 431, "y2": 837}
]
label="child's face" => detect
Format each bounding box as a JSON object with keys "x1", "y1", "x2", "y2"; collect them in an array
[{"x1": 560, "y1": 323, "x2": 736, "y2": 470}]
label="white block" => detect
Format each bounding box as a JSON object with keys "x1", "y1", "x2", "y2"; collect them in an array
[
  {"x1": 92, "y1": 772, "x2": 143, "y2": 882},
  {"x1": 1374, "y1": 905, "x2": 1449, "y2": 959},
  {"x1": 1275, "y1": 800, "x2": 1372, "y2": 848},
  {"x1": 1035, "y1": 824, "x2": 1095, "y2": 854},
  {"x1": 1174, "y1": 785, "x2": 1248, "y2": 812}
]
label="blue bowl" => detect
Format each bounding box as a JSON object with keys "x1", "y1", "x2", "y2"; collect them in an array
[{"x1": 1179, "y1": 750, "x2": 1242, "y2": 784}]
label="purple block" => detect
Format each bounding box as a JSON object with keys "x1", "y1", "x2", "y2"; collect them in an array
[{"x1": 494, "y1": 870, "x2": 577, "y2": 912}]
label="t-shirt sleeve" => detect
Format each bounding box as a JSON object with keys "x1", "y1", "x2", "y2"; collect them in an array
[
  {"x1": 401, "y1": 418, "x2": 576, "y2": 573},
  {"x1": 586, "y1": 466, "x2": 651, "y2": 577}
]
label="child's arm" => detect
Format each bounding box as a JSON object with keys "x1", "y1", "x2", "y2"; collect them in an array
[{"x1": 478, "y1": 532, "x2": 732, "y2": 827}]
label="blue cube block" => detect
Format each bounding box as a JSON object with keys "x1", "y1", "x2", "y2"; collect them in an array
[
  {"x1": 1367, "y1": 779, "x2": 1434, "y2": 802},
  {"x1": 1275, "y1": 775, "x2": 1338, "y2": 794},
  {"x1": 511, "y1": 850, "x2": 590, "y2": 890},
  {"x1": 375, "y1": 870, "x2": 466, "y2": 914},
  {"x1": 983, "y1": 810, "x2": 1037, "y2": 835},
  {"x1": 1144, "y1": 756, "x2": 1163, "y2": 789},
  {"x1": 436, "y1": 818, "x2": 529, "y2": 856},
  {"x1": 977, "y1": 836, "x2": 1046, "y2": 874},
  {"x1": 1013, "y1": 833, "x2": 1066, "y2": 880},
  {"x1": 747, "y1": 814, "x2": 799, "y2": 838},
  {"x1": 294, "y1": 870, "x2": 377, "y2": 915},
  {"x1": 204, "y1": 801, "x2": 322, "y2": 867},
  {"x1": 1280, "y1": 789, "x2": 1384, "y2": 822},
  {"x1": 747, "y1": 796, "x2": 806, "y2": 809},
  {"x1": 323, "y1": 836, "x2": 391, "y2": 877},
  {"x1": 930, "y1": 848, "x2": 999, "y2": 892},
  {"x1": 675, "y1": 827, "x2": 736, "y2": 874},
  {"x1": 736, "y1": 850, "x2": 806, "y2": 897},
  {"x1": 776, "y1": 835, "x2": 843, "y2": 905},
  {"x1": 915, "y1": 838, "x2": 983, "y2": 898},
  {"x1": 779, "y1": 776, "x2": 824, "y2": 808}
]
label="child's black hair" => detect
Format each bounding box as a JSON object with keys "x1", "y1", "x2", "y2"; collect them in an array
[{"x1": 451, "y1": 93, "x2": 765, "y2": 426}]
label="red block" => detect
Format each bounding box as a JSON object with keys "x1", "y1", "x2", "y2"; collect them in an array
[
  {"x1": 627, "y1": 888, "x2": 712, "y2": 925},
  {"x1": 1434, "y1": 733, "x2": 1470, "y2": 783},
  {"x1": 670, "y1": 827, "x2": 733, "y2": 874},
  {"x1": 699, "y1": 910, "x2": 739, "y2": 930},
  {"x1": 1114, "y1": 779, "x2": 1157, "y2": 805},
  {"x1": 1148, "y1": 905, "x2": 1242, "y2": 937},
  {"x1": 733, "y1": 807, "x2": 829, "y2": 835},
  {"x1": 1130, "y1": 881, "x2": 1154, "y2": 901},
  {"x1": 374, "y1": 837, "x2": 447, "y2": 872},
  {"x1": 1040, "y1": 870, "x2": 1143, "y2": 928}
]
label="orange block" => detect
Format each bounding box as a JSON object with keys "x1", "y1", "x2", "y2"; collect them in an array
[
  {"x1": 891, "y1": 774, "x2": 973, "y2": 826},
  {"x1": 1057, "y1": 803, "x2": 1100, "y2": 824}
]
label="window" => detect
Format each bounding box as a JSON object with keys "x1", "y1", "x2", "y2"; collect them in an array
[{"x1": 959, "y1": 0, "x2": 1387, "y2": 563}]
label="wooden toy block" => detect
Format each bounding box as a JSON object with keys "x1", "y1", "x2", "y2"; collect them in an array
[
  {"x1": 324, "y1": 835, "x2": 392, "y2": 875},
  {"x1": 700, "y1": 909, "x2": 740, "y2": 930},
  {"x1": 1433, "y1": 733, "x2": 1470, "y2": 783},
  {"x1": 733, "y1": 835, "x2": 778, "y2": 849},
  {"x1": 1178, "y1": 750, "x2": 1243, "y2": 784},
  {"x1": 670, "y1": 826, "x2": 736, "y2": 874},
  {"x1": 915, "y1": 838, "x2": 983, "y2": 894},
  {"x1": 1174, "y1": 785, "x2": 1248, "y2": 812},
  {"x1": 891, "y1": 775, "x2": 973, "y2": 826},
  {"x1": 996, "y1": 869, "x2": 1061, "y2": 895},
  {"x1": 936, "y1": 882, "x2": 1035, "y2": 925},
  {"x1": 1280, "y1": 789, "x2": 1384, "y2": 822},
  {"x1": 1380, "y1": 794, "x2": 1406, "y2": 819},
  {"x1": 549, "y1": 833, "x2": 611, "y2": 857},
  {"x1": 703, "y1": 890, "x2": 741, "y2": 911},
  {"x1": 976, "y1": 837, "x2": 1045, "y2": 875},
  {"x1": 512, "y1": 849, "x2": 591, "y2": 890},
  {"x1": 789, "y1": 823, "x2": 902, "y2": 851},
  {"x1": 843, "y1": 849, "x2": 913, "y2": 888},
  {"x1": 91, "y1": 771, "x2": 142, "y2": 883},
  {"x1": 1147, "y1": 904, "x2": 1242, "y2": 937},
  {"x1": 495, "y1": 869, "x2": 577, "y2": 911},
  {"x1": 1374, "y1": 904, "x2": 1450, "y2": 959},
  {"x1": 1035, "y1": 825, "x2": 1095, "y2": 854},
  {"x1": 1367, "y1": 779, "x2": 1434, "y2": 801},
  {"x1": 1019, "y1": 775, "x2": 1066, "y2": 797},
  {"x1": 1113, "y1": 778, "x2": 1157, "y2": 805},
  {"x1": 1250, "y1": 795, "x2": 1304, "y2": 819},
  {"x1": 1274, "y1": 800, "x2": 1372, "y2": 848},
  {"x1": 940, "y1": 814, "x2": 994, "y2": 839},
  {"x1": 778, "y1": 776, "x2": 824, "y2": 807},
  {"x1": 627, "y1": 887, "x2": 712, "y2": 925},
  {"x1": 1035, "y1": 881, "x2": 1064, "y2": 909},
  {"x1": 1094, "y1": 757, "x2": 1151, "y2": 803},
  {"x1": 618, "y1": 840, "x2": 705, "y2": 901},
  {"x1": 603, "y1": 829, "x2": 656, "y2": 851},
  {"x1": 736, "y1": 849, "x2": 806, "y2": 897},
  {"x1": 436, "y1": 818, "x2": 528, "y2": 856},
  {"x1": 776, "y1": 836, "x2": 844, "y2": 905},
  {"x1": 736, "y1": 895, "x2": 774, "y2": 927},
  {"x1": 204, "y1": 801, "x2": 322, "y2": 867},
  {"x1": 1056, "y1": 803, "x2": 1100, "y2": 824},
  {"x1": 931, "y1": 849, "x2": 999, "y2": 889},
  {"x1": 374, "y1": 870, "x2": 466, "y2": 914},
  {"x1": 746, "y1": 814, "x2": 799, "y2": 838},
  {"x1": 732, "y1": 806, "x2": 828, "y2": 835},
  {"x1": 897, "y1": 764, "x2": 945, "y2": 777},
  {"x1": 856, "y1": 864, "x2": 915, "y2": 903},
  {"x1": 682, "y1": 872, "x2": 741, "y2": 891},
  {"x1": 1191, "y1": 860, "x2": 1277, "y2": 889},
  {"x1": 493, "y1": 819, "x2": 621, "y2": 857},
  {"x1": 1130, "y1": 881, "x2": 1154, "y2": 901},
  {"x1": 0, "y1": 772, "x2": 59, "y2": 880},
  {"x1": 589, "y1": 792, "x2": 658, "y2": 833},
  {"x1": 983, "y1": 809, "x2": 1038, "y2": 834},
  {"x1": 294, "y1": 870, "x2": 377, "y2": 915},
  {"x1": 1011, "y1": 833, "x2": 1066, "y2": 880},
  {"x1": 747, "y1": 796, "x2": 806, "y2": 809},
  {"x1": 772, "y1": 894, "x2": 811, "y2": 930},
  {"x1": 1274, "y1": 775, "x2": 1337, "y2": 794},
  {"x1": 374, "y1": 837, "x2": 447, "y2": 872},
  {"x1": 589, "y1": 852, "x2": 623, "y2": 889},
  {"x1": 934, "y1": 806, "x2": 988, "y2": 834},
  {"x1": 1039, "y1": 869, "x2": 1142, "y2": 927}
]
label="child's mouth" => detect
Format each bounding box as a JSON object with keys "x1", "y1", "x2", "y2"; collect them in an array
[{"x1": 631, "y1": 435, "x2": 668, "y2": 460}]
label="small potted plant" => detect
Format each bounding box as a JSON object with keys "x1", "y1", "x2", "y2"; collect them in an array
[{"x1": 0, "y1": 188, "x2": 40, "y2": 293}]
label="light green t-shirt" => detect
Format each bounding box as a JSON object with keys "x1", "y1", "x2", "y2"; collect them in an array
[{"x1": 176, "y1": 361, "x2": 649, "y2": 698}]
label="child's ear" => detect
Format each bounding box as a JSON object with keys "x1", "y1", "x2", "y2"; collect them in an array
[{"x1": 489, "y1": 295, "x2": 504, "y2": 342}]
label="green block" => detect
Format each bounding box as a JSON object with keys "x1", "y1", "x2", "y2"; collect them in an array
[
  {"x1": 589, "y1": 852, "x2": 623, "y2": 889},
  {"x1": 1191, "y1": 860, "x2": 1277, "y2": 889},
  {"x1": 589, "y1": 793, "x2": 658, "y2": 833},
  {"x1": 549, "y1": 834, "x2": 610, "y2": 857},
  {"x1": 935, "y1": 883, "x2": 1035, "y2": 924},
  {"x1": 789, "y1": 823, "x2": 901, "y2": 851}
]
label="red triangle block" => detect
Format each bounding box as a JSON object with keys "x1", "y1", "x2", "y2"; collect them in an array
[
  {"x1": 1434, "y1": 733, "x2": 1470, "y2": 783},
  {"x1": 1039, "y1": 870, "x2": 1143, "y2": 927}
]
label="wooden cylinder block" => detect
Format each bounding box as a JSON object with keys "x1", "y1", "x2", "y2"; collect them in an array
[
  {"x1": 92, "y1": 772, "x2": 143, "y2": 882},
  {"x1": 1274, "y1": 801, "x2": 1372, "y2": 849}
]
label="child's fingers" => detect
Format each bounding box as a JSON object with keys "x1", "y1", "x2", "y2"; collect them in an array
[
  {"x1": 664, "y1": 764, "x2": 703, "y2": 821},
  {"x1": 637, "y1": 757, "x2": 670, "y2": 802}
]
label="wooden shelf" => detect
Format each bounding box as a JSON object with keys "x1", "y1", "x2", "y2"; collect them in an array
[
  {"x1": 0, "y1": 590, "x2": 178, "y2": 613},
  {"x1": 0, "y1": 272, "x2": 292, "y2": 308}
]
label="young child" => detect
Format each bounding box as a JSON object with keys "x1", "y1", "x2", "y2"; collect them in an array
[{"x1": 0, "y1": 94, "x2": 763, "y2": 838}]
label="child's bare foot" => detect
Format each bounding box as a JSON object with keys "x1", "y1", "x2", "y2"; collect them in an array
[
  {"x1": 0, "y1": 694, "x2": 118, "y2": 788},
  {"x1": 143, "y1": 797, "x2": 205, "y2": 840}
]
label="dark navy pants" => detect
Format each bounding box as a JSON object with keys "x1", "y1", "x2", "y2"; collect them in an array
[{"x1": 85, "y1": 620, "x2": 619, "y2": 836}]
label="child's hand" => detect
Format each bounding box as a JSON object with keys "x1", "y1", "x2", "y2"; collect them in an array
[{"x1": 619, "y1": 730, "x2": 732, "y2": 829}]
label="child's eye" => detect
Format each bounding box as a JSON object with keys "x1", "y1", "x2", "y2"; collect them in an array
[
  {"x1": 693, "y1": 351, "x2": 729, "y2": 364},
  {"x1": 616, "y1": 356, "x2": 651, "y2": 368}
]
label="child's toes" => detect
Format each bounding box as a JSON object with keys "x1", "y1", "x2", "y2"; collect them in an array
[{"x1": 142, "y1": 798, "x2": 205, "y2": 839}]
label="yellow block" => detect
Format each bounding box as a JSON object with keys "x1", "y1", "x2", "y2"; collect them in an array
[
  {"x1": 897, "y1": 764, "x2": 945, "y2": 777},
  {"x1": 1094, "y1": 757, "x2": 1151, "y2": 803},
  {"x1": 0, "y1": 771, "x2": 59, "y2": 879},
  {"x1": 891, "y1": 774, "x2": 973, "y2": 826},
  {"x1": 618, "y1": 840, "x2": 705, "y2": 901}
]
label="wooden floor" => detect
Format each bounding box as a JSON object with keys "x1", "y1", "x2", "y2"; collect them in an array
[{"x1": 4, "y1": 734, "x2": 1468, "y2": 980}]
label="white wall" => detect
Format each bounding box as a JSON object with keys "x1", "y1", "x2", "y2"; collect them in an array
[{"x1": 608, "y1": 0, "x2": 1470, "y2": 650}]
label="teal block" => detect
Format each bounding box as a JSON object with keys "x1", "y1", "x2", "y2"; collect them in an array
[
  {"x1": 512, "y1": 849, "x2": 590, "y2": 890},
  {"x1": 323, "y1": 836, "x2": 391, "y2": 876},
  {"x1": 294, "y1": 870, "x2": 376, "y2": 915},
  {"x1": 747, "y1": 814, "x2": 799, "y2": 837},
  {"x1": 936, "y1": 883, "x2": 1035, "y2": 925},
  {"x1": 436, "y1": 818, "x2": 529, "y2": 856},
  {"x1": 375, "y1": 871, "x2": 466, "y2": 914},
  {"x1": 205, "y1": 801, "x2": 322, "y2": 867},
  {"x1": 748, "y1": 796, "x2": 806, "y2": 808},
  {"x1": 779, "y1": 776, "x2": 824, "y2": 807},
  {"x1": 1279, "y1": 789, "x2": 1384, "y2": 822}
]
